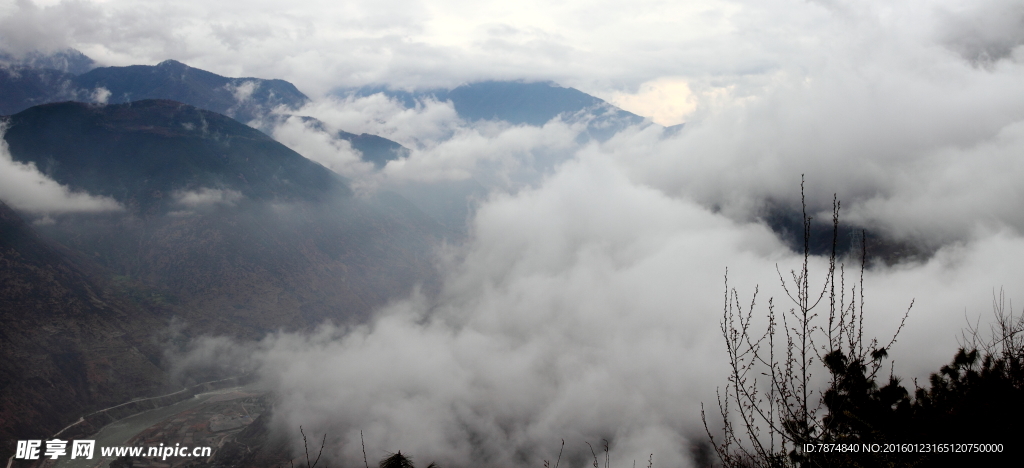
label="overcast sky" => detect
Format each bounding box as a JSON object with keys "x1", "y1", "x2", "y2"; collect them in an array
[
  {"x1": 8, "y1": 0, "x2": 1020, "y2": 125},
  {"x1": 7, "y1": 1, "x2": 1024, "y2": 466}
]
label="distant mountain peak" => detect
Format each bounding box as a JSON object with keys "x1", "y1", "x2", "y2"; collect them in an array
[
  {"x1": 0, "y1": 48, "x2": 96, "y2": 75},
  {"x1": 3, "y1": 99, "x2": 349, "y2": 211},
  {"x1": 340, "y1": 79, "x2": 649, "y2": 140},
  {"x1": 157, "y1": 59, "x2": 186, "y2": 67},
  {"x1": 0, "y1": 58, "x2": 309, "y2": 122}
]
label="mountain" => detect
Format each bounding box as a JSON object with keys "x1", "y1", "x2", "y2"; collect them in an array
[
  {"x1": 4, "y1": 100, "x2": 345, "y2": 211},
  {"x1": 760, "y1": 200, "x2": 934, "y2": 264},
  {"x1": 2, "y1": 100, "x2": 442, "y2": 337},
  {"x1": 0, "y1": 48, "x2": 96, "y2": 75},
  {"x1": 345, "y1": 80, "x2": 649, "y2": 139},
  {"x1": 0, "y1": 59, "x2": 308, "y2": 123},
  {"x1": 279, "y1": 115, "x2": 412, "y2": 170},
  {"x1": 0, "y1": 56, "x2": 412, "y2": 170},
  {"x1": 73, "y1": 60, "x2": 309, "y2": 123},
  {"x1": 443, "y1": 81, "x2": 642, "y2": 127},
  {"x1": 337, "y1": 129, "x2": 411, "y2": 169},
  {"x1": 0, "y1": 200, "x2": 170, "y2": 462},
  {"x1": 0, "y1": 66, "x2": 80, "y2": 116},
  {"x1": 0, "y1": 100, "x2": 444, "y2": 459}
]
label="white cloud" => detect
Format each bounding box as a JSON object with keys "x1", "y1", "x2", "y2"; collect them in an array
[
  {"x1": 0, "y1": 126, "x2": 122, "y2": 214},
  {"x1": 184, "y1": 154, "x2": 792, "y2": 467},
  {"x1": 268, "y1": 115, "x2": 375, "y2": 184},
  {"x1": 291, "y1": 94, "x2": 462, "y2": 150},
  {"x1": 606, "y1": 78, "x2": 697, "y2": 127},
  {"x1": 90, "y1": 86, "x2": 110, "y2": 103},
  {"x1": 938, "y1": 0, "x2": 1024, "y2": 66},
  {"x1": 381, "y1": 119, "x2": 582, "y2": 185},
  {"x1": 268, "y1": 93, "x2": 587, "y2": 190},
  {"x1": 173, "y1": 187, "x2": 243, "y2": 207},
  {"x1": 179, "y1": 152, "x2": 1024, "y2": 467},
  {"x1": 589, "y1": 22, "x2": 1024, "y2": 245},
  {"x1": 0, "y1": 0, "x2": 903, "y2": 100},
  {"x1": 228, "y1": 80, "x2": 258, "y2": 102}
]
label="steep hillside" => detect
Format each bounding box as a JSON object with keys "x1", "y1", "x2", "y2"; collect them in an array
[
  {"x1": 0, "y1": 200, "x2": 170, "y2": 462},
  {"x1": 4, "y1": 100, "x2": 345, "y2": 210},
  {"x1": 2, "y1": 100, "x2": 442, "y2": 337}
]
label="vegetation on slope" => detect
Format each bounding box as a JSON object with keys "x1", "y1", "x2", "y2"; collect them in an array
[{"x1": 705, "y1": 180, "x2": 1023, "y2": 467}]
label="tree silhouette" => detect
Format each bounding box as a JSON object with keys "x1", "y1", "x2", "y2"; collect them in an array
[
  {"x1": 704, "y1": 180, "x2": 1021, "y2": 467},
  {"x1": 378, "y1": 451, "x2": 438, "y2": 468}
]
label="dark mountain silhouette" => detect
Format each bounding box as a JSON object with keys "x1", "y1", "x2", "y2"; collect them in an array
[
  {"x1": 0, "y1": 200, "x2": 170, "y2": 462},
  {"x1": 2, "y1": 100, "x2": 442, "y2": 338},
  {"x1": 345, "y1": 80, "x2": 649, "y2": 140}
]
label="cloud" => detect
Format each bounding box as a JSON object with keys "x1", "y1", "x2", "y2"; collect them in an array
[
  {"x1": 0, "y1": 0, "x2": 80, "y2": 56},
  {"x1": 178, "y1": 152, "x2": 1024, "y2": 467},
  {"x1": 290, "y1": 94, "x2": 463, "y2": 150},
  {"x1": 182, "y1": 154, "x2": 791, "y2": 467},
  {"x1": 380, "y1": 119, "x2": 583, "y2": 185},
  {"x1": 591, "y1": 27, "x2": 1024, "y2": 245},
  {"x1": 606, "y1": 78, "x2": 697, "y2": 127},
  {"x1": 152, "y1": 9, "x2": 1024, "y2": 465},
  {"x1": 173, "y1": 187, "x2": 243, "y2": 207},
  {"x1": 90, "y1": 86, "x2": 110, "y2": 103},
  {"x1": 269, "y1": 93, "x2": 587, "y2": 189},
  {"x1": 0, "y1": 0, "x2": 882, "y2": 99},
  {"x1": 938, "y1": 0, "x2": 1024, "y2": 66},
  {"x1": 0, "y1": 125, "x2": 122, "y2": 214},
  {"x1": 168, "y1": 188, "x2": 244, "y2": 216},
  {"x1": 228, "y1": 79, "x2": 259, "y2": 103},
  {"x1": 268, "y1": 115, "x2": 376, "y2": 185}
]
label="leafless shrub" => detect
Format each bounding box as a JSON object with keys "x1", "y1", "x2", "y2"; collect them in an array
[
  {"x1": 959, "y1": 288, "x2": 1024, "y2": 361},
  {"x1": 291, "y1": 426, "x2": 326, "y2": 468},
  {"x1": 702, "y1": 177, "x2": 912, "y2": 467},
  {"x1": 542, "y1": 439, "x2": 564, "y2": 468}
]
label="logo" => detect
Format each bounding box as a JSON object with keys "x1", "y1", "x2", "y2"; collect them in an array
[{"x1": 15, "y1": 440, "x2": 94, "y2": 460}]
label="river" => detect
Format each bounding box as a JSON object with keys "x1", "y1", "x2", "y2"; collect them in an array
[{"x1": 54, "y1": 383, "x2": 264, "y2": 468}]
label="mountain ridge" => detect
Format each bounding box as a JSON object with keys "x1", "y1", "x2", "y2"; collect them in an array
[
  {"x1": 74, "y1": 60, "x2": 309, "y2": 123},
  {"x1": 342, "y1": 80, "x2": 650, "y2": 139},
  {"x1": 3, "y1": 99, "x2": 349, "y2": 211},
  {"x1": 0, "y1": 55, "x2": 414, "y2": 170}
]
